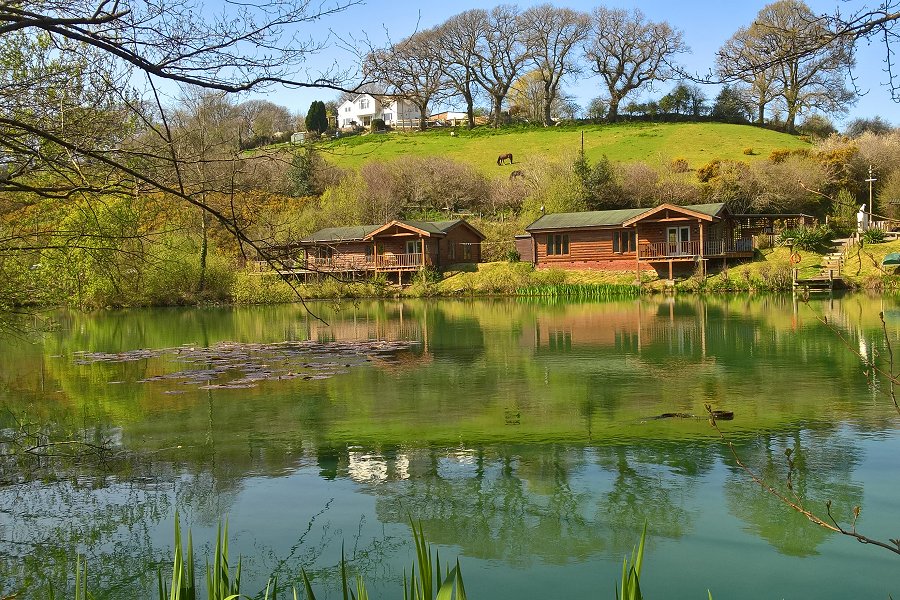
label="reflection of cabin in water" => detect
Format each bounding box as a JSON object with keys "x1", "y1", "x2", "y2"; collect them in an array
[
  {"x1": 285, "y1": 219, "x2": 484, "y2": 283},
  {"x1": 525, "y1": 300, "x2": 718, "y2": 358},
  {"x1": 517, "y1": 203, "x2": 811, "y2": 278}
]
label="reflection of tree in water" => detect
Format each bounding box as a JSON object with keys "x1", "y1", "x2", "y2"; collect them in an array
[
  {"x1": 369, "y1": 445, "x2": 600, "y2": 567},
  {"x1": 354, "y1": 442, "x2": 712, "y2": 566},
  {"x1": 593, "y1": 444, "x2": 711, "y2": 554},
  {"x1": 0, "y1": 478, "x2": 172, "y2": 599},
  {"x1": 724, "y1": 429, "x2": 864, "y2": 557}
]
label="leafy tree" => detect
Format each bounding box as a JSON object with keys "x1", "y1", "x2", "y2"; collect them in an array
[
  {"x1": 305, "y1": 101, "x2": 328, "y2": 135},
  {"x1": 844, "y1": 116, "x2": 894, "y2": 137},
  {"x1": 584, "y1": 8, "x2": 686, "y2": 122},
  {"x1": 711, "y1": 85, "x2": 753, "y2": 123},
  {"x1": 798, "y1": 114, "x2": 837, "y2": 138}
]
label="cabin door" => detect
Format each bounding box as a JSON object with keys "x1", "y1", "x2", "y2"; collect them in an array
[{"x1": 667, "y1": 226, "x2": 691, "y2": 256}]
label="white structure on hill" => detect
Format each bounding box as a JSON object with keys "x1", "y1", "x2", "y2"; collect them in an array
[{"x1": 337, "y1": 94, "x2": 422, "y2": 129}]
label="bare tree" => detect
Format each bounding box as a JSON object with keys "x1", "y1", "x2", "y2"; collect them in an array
[
  {"x1": 364, "y1": 27, "x2": 450, "y2": 131},
  {"x1": 520, "y1": 4, "x2": 590, "y2": 127},
  {"x1": 717, "y1": 26, "x2": 782, "y2": 125},
  {"x1": 717, "y1": 0, "x2": 855, "y2": 133},
  {"x1": 584, "y1": 7, "x2": 687, "y2": 123},
  {"x1": 471, "y1": 5, "x2": 532, "y2": 129},
  {"x1": 436, "y1": 9, "x2": 487, "y2": 129}
]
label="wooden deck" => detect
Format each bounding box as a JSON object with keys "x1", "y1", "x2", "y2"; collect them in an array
[{"x1": 638, "y1": 239, "x2": 755, "y2": 261}]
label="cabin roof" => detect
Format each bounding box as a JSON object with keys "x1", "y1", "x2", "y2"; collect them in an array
[
  {"x1": 300, "y1": 225, "x2": 381, "y2": 243},
  {"x1": 301, "y1": 219, "x2": 484, "y2": 243},
  {"x1": 525, "y1": 203, "x2": 726, "y2": 231}
]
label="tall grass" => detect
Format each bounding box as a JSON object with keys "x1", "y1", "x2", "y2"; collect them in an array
[{"x1": 516, "y1": 283, "x2": 641, "y2": 299}]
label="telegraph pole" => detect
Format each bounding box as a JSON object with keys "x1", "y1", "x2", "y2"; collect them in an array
[{"x1": 866, "y1": 164, "x2": 877, "y2": 225}]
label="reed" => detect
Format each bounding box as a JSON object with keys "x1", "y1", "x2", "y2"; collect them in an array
[{"x1": 516, "y1": 283, "x2": 640, "y2": 299}]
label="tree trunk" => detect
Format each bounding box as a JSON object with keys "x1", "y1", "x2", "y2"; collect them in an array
[
  {"x1": 607, "y1": 96, "x2": 621, "y2": 123},
  {"x1": 492, "y1": 95, "x2": 503, "y2": 129},
  {"x1": 543, "y1": 81, "x2": 554, "y2": 127},
  {"x1": 463, "y1": 87, "x2": 475, "y2": 129},
  {"x1": 757, "y1": 102, "x2": 765, "y2": 125},
  {"x1": 785, "y1": 104, "x2": 798, "y2": 133},
  {"x1": 197, "y1": 209, "x2": 209, "y2": 294}
]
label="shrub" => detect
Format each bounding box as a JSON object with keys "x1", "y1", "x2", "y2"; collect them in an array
[
  {"x1": 862, "y1": 228, "x2": 886, "y2": 244},
  {"x1": 371, "y1": 118, "x2": 385, "y2": 131},
  {"x1": 669, "y1": 157, "x2": 689, "y2": 173},
  {"x1": 696, "y1": 159, "x2": 722, "y2": 182},
  {"x1": 743, "y1": 147, "x2": 754, "y2": 155},
  {"x1": 777, "y1": 225, "x2": 834, "y2": 252}
]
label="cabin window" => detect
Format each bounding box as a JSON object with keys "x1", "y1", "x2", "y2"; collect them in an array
[
  {"x1": 316, "y1": 246, "x2": 333, "y2": 259},
  {"x1": 406, "y1": 239, "x2": 423, "y2": 254},
  {"x1": 463, "y1": 243, "x2": 472, "y2": 260},
  {"x1": 547, "y1": 234, "x2": 569, "y2": 256},
  {"x1": 613, "y1": 230, "x2": 636, "y2": 253},
  {"x1": 365, "y1": 245, "x2": 374, "y2": 260},
  {"x1": 448, "y1": 242, "x2": 456, "y2": 260}
]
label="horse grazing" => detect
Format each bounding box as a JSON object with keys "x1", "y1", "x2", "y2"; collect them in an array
[{"x1": 497, "y1": 152, "x2": 513, "y2": 166}]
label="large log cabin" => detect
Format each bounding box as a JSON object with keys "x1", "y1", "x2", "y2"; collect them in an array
[
  {"x1": 517, "y1": 203, "x2": 806, "y2": 278},
  {"x1": 294, "y1": 219, "x2": 484, "y2": 282}
]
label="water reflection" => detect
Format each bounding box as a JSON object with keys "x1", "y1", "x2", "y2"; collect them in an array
[{"x1": 0, "y1": 295, "x2": 898, "y2": 598}]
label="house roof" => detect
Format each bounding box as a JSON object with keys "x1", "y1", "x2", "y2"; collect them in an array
[
  {"x1": 301, "y1": 219, "x2": 485, "y2": 243},
  {"x1": 300, "y1": 225, "x2": 381, "y2": 243},
  {"x1": 525, "y1": 203, "x2": 727, "y2": 231}
]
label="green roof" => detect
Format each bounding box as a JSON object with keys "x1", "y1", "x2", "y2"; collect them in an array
[
  {"x1": 301, "y1": 225, "x2": 380, "y2": 243},
  {"x1": 301, "y1": 219, "x2": 478, "y2": 243},
  {"x1": 525, "y1": 203, "x2": 726, "y2": 231}
]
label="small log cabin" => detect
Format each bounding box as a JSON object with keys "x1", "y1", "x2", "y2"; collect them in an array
[
  {"x1": 296, "y1": 219, "x2": 484, "y2": 282},
  {"x1": 519, "y1": 203, "x2": 776, "y2": 278}
]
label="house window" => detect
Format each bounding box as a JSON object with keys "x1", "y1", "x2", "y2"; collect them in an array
[
  {"x1": 406, "y1": 239, "x2": 422, "y2": 254},
  {"x1": 448, "y1": 242, "x2": 456, "y2": 260},
  {"x1": 316, "y1": 246, "x2": 333, "y2": 259},
  {"x1": 547, "y1": 234, "x2": 569, "y2": 256},
  {"x1": 359, "y1": 98, "x2": 370, "y2": 110},
  {"x1": 383, "y1": 112, "x2": 393, "y2": 122},
  {"x1": 613, "y1": 230, "x2": 636, "y2": 253}
]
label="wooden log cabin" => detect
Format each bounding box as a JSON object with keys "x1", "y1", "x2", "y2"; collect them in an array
[
  {"x1": 295, "y1": 219, "x2": 484, "y2": 282},
  {"x1": 519, "y1": 203, "x2": 767, "y2": 278}
]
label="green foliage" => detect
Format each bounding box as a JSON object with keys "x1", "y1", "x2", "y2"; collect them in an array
[
  {"x1": 711, "y1": 85, "x2": 752, "y2": 124},
  {"x1": 305, "y1": 101, "x2": 328, "y2": 135},
  {"x1": 777, "y1": 225, "x2": 834, "y2": 252},
  {"x1": 862, "y1": 228, "x2": 886, "y2": 244},
  {"x1": 516, "y1": 283, "x2": 641, "y2": 299},
  {"x1": 371, "y1": 118, "x2": 385, "y2": 131},
  {"x1": 288, "y1": 146, "x2": 319, "y2": 197},
  {"x1": 617, "y1": 523, "x2": 647, "y2": 600}
]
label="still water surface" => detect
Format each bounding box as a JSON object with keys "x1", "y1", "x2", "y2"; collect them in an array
[{"x1": 1, "y1": 295, "x2": 899, "y2": 598}]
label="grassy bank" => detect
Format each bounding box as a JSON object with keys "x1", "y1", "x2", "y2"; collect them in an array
[{"x1": 315, "y1": 122, "x2": 809, "y2": 176}]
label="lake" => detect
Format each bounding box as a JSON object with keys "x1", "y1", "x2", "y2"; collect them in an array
[{"x1": 1, "y1": 295, "x2": 898, "y2": 599}]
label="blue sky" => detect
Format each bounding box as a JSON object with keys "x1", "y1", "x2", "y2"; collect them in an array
[{"x1": 253, "y1": 0, "x2": 897, "y2": 127}]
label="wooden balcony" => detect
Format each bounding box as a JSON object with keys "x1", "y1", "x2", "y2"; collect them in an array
[
  {"x1": 302, "y1": 252, "x2": 437, "y2": 272},
  {"x1": 639, "y1": 238, "x2": 754, "y2": 260}
]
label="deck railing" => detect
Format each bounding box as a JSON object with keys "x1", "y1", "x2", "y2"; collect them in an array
[
  {"x1": 373, "y1": 252, "x2": 437, "y2": 269},
  {"x1": 303, "y1": 252, "x2": 437, "y2": 271},
  {"x1": 639, "y1": 238, "x2": 755, "y2": 259}
]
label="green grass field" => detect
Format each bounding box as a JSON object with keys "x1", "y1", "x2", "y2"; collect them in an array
[{"x1": 316, "y1": 122, "x2": 811, "y2": 176}]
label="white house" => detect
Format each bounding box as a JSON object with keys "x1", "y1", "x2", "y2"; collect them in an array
[{"x1": 337, "y1": 94, "x2": 422, "y2": 129}]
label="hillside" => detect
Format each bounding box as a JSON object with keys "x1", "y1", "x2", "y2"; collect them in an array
[{"x1": 317, "y1": 122, "x2": 811, "y2": 175}]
